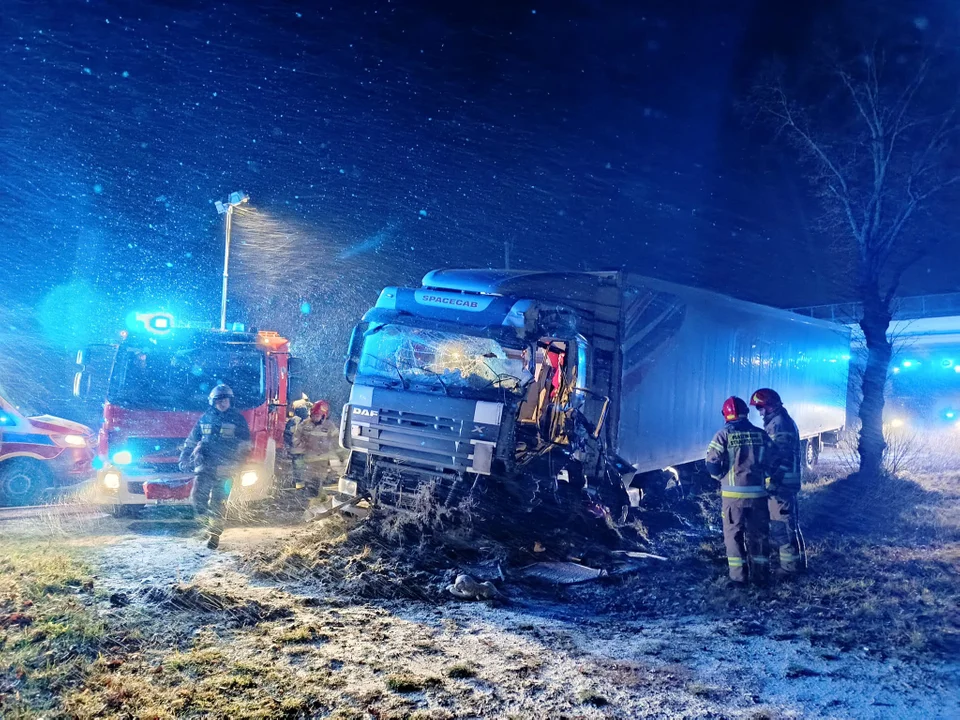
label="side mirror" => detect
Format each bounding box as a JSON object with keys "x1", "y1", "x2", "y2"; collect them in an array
[
  {"x1": 287, "y1": 356, "x2": 305, "y2": 405},
  {"x1": 73, "y1": 370, "x2": 87, "y2": 398},
  {"x1": 73, "y1": 344, "x2": 118, "y2": 400},
  {"x1": 343, "y1": 324, "x2": 367, "y2": 384}
]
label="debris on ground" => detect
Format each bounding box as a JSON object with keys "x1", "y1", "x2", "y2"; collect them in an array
[
  {"x1": 251, "y1": 481, "x2": 697, "y2": 604},
  {"x1": 446, "y1": 573, "x2": 500, "y2": 600},
  {"x1": 515, "y1": 561, "x2": 608, "y2": 585},
  {"x1": 612, "y1": 550, "x2": 668, "y2": 561}
]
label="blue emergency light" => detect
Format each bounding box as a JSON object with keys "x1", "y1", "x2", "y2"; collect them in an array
[{"x1": 133, "y1": 312, "x2": 175, "y2": 335}]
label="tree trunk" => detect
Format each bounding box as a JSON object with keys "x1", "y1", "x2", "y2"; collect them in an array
[{"x1": 857, "y1": 288, "x2": 893, "y2": 479}]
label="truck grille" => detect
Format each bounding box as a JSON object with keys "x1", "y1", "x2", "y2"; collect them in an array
[
  {"x1": 136, "y1": 461, "x2": 182, "y2": 474},
  {"x1": 356, "y1": 408, "x2": 473, "y2": 471},
  {"x1": 124, "y1": 437, "x2": 184, "y2": 458}
]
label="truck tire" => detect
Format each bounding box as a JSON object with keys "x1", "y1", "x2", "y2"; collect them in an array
[
  {"x1": 803, "y1": 438, "x2": 820, "y2": 471},
  {"x1": 0, "y1": 459, "x2": 53, "y2": 507}
]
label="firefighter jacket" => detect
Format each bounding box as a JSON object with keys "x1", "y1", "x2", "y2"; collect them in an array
[
  {"x1": 762, "y1": 407, "x2": 803, "y2": 490},
  {"x1": 705, "y1": 418, "x2": 774, "y2": 500},
  {"x1": 180, "y1": 407, "x2": 251, "y2": 473},
  {"x1": 284, "y1": 415, "x2": 303, "y2": 454},
  {"x1": 293, "y1": 418, "x2": 340, "y2": 464}
]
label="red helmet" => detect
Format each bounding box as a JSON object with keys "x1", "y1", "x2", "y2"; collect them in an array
[
  {"x1": 310, "y1": 400, "x2": 330, "y2": 422},
  {"x1": 722, "y1": 396, "x2": 749, "y2": 421},
  {"x1": 749, "y1": 388, "x2": 782, "y2": 409}
]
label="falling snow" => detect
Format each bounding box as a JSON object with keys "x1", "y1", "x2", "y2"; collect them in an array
[{"x1": 1, "y1": 0, "x2": 958, "y2": 409}]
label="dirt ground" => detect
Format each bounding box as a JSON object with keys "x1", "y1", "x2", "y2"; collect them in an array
[{"x1": 1, "y1": 450, "x2": 958, "y2": 719}]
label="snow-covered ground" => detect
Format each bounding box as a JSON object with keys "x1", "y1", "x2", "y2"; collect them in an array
[{"x1": 5, "y1": 512, "x2": 955, "y2": 720}]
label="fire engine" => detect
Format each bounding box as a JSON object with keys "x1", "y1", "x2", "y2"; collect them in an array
[{"x1": 74, "y1": 313, "x2": 301, "y2": 516}]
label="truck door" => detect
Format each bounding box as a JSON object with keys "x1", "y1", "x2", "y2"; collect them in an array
[
  {"x1": 266, "y1": 353, "x2": 283, "y2": 443},
  {"x1": 73, "y1": 344, "x2": 118, "y2": 426}
]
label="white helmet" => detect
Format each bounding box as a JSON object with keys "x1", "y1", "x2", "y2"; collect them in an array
[{"x1": 209, "y1": 384, "x2": 234, "y2": 405}]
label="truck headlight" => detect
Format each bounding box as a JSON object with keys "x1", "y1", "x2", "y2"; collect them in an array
[
  {"x1": 240, "y1": 471, "x2": 258, "y2": 487},
  {"x1": 103, "y1": 472, "x2": 121, "y2": 490},
  {"x1": 112, "y1": 450, "x2": 133, "y2": 465},
  {"x1": 61, "y1": 434, "x2": 88, "y2": 448}
]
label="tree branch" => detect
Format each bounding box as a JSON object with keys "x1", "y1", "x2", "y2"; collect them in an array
[{"x1": 838, "y1": 68, "x2": 879, "y2": 138}]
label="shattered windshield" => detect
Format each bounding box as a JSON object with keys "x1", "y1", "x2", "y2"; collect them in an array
[
  {"x1": 357, "y1": 325, "x2": 532, "y2": 396},
  {"x1": 107, "y1": 344, "x2": 264, "y2": 411}
]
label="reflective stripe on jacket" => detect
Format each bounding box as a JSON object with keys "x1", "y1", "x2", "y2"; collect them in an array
[
  {"x1": 180, "y1": 407, "x2": 251, "y2": 471},
  {"x1": 705, "y1": 419, "x2": 774, "y2": 498}
]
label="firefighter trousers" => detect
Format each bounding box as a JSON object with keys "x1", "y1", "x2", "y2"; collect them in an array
[
  {"x1": 769, "y1": 489, "x2": 804, "y2": 573},
  {"x1": 303, "y1": 457, "x2": 343, "y2": 497},
  {"x1": 722, "y1": 496, "x2": 770, "y2": 584},
  {"x1": 194, "y1": 471, "x2": 232, "y2": 536}
]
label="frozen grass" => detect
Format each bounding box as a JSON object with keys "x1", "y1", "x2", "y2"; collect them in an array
[
  {"x1": 566, "y1": 449, "x2": 960, "y2": 661},
  {"x1": 0, "y1": 545, "x2": 109, "y2": 718},
  {"x1": 2, "y1": 447, "x2": 958, "y2": 717}
]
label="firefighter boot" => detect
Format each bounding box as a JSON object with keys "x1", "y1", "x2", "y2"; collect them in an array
[
  {"x1": 206, "y1": 515, "x2": 225, "y2": 550},
  {"x1": 206, "y1": 531, "x2": 221, "y2": 550}
]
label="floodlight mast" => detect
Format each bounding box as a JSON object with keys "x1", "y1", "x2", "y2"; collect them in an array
[{"x1": 215, "y1": 191, "x2": 249, "y2": 331}]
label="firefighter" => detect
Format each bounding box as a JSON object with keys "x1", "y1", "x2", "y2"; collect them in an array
[
  {"x1": 292, "y1": 399, "x2": 343, "y2": 497},
  {"x1": 750, "y1": 388, "x2": 806, "y2": 575},
  {"x1": 705, "y1": 396, "x2": 774, "y2": 587},
  {"x1": 284, "y1": 396, "x2": 312, "y2": 490},
  {"x1": 179, "y1": 384, "x2": 251, "y2": 549}
]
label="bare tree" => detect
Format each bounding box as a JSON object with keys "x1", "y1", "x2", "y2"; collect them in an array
[{"x1": 751, "y1": 30, "x2": 960, "y2": 479}]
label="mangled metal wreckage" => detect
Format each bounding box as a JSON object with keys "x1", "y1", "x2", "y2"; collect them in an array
[{"x1": 333, "y1": 270, "x2": 849, "y2": 521}]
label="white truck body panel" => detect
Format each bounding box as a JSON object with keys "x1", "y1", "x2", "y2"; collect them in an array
[{"x1": 615, "y1": 275, "x2": 850, "y2": 473}]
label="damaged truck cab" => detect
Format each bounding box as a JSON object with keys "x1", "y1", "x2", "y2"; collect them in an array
[{"x1": 339, "y1": 270, "x2": 637, "y2": 515}]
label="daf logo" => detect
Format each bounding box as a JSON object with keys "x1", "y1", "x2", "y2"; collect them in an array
[
  {"x1": 352, "y1": 408, "x2": 379, "y2": 417},
  {"x1": 473, "y1": 425, "x2": 484, "y2": 435}
]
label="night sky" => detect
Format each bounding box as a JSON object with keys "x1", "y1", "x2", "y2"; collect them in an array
[{"x1": 1, "y1": 0, "x2": 956, "y2": 401}]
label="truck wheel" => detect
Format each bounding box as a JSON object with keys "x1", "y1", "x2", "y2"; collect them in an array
[
  {"x1": 0, "y1": 459, "x2": 53, "y2": 507},
  {"x1": 803, "y1": 439, "x2": 820, "y2": 471}
]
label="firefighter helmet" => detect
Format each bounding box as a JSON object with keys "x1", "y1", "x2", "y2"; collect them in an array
[
  {"x1": 292, "y1": 396, "x2": 312, "y2": 420},
  {"x1": 722, "y1": 396, "x2": 749, "y2": 421},
  {"x1": 310, "y1": 399, "x2": 330, "y2": 422},
  {"x1": 749, "y1": 388, "x2": 782, "y2": 409},
  {"x1": 209, "y1": 384, "x2": 234, "y2": 405}
]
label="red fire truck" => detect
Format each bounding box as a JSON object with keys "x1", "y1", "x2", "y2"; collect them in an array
[{"x1": 74, "y1": 313, "x2": 301, "y2": 516}]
